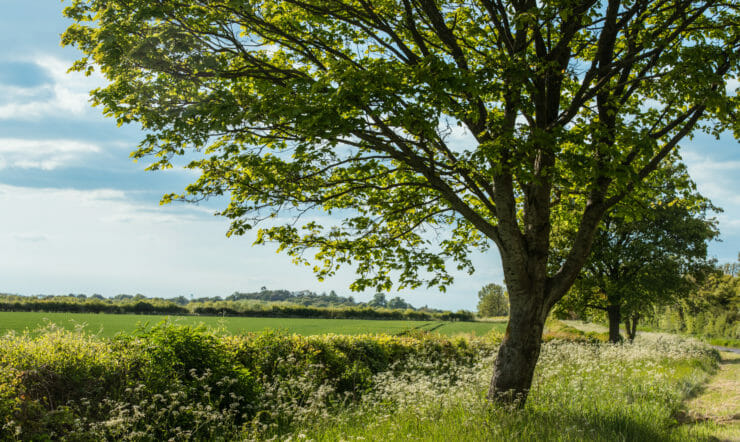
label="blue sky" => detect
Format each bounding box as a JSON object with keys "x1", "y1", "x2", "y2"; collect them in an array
[{"x1": 0, "y1": 1, "x2": 738, "y2": 310}]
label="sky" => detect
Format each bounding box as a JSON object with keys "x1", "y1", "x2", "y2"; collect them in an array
[{"x1": 0, "y1": 1, "x2": 738, "y2": 311}]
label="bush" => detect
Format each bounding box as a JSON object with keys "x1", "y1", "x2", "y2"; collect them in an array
[{"x1": 0, "y1": 325, "x2": 131, "y2": 439}]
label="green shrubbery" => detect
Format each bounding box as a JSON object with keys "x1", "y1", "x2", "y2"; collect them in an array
[
  {"x1": 0, "y1": 294, "x2": 189, "y2": 316},
  {"x1": 290, "y1": 334, "x2": 721, "y2": 441},
  {"x1": 643, "y1": 266, "x2": 739, "y2": 347},
  {"x1": 0, "y1": 322, "x2": 491, "y2": 440}
]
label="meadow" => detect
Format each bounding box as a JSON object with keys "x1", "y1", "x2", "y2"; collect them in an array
[{"x1": 0, "y1": 311, "x2": 505, "y2": 338}]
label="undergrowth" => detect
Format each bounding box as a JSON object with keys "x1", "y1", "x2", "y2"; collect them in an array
[{"x1": 0, "y1": 321, "x2": 721, "y2": 441}]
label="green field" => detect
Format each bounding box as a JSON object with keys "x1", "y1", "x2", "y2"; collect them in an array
[{"x1": 0, "y1": 311, "x2": 506, "y2": 338}]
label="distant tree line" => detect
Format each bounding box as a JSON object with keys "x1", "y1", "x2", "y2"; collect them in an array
[
  {"x1": 225, "y1": 289, "x2": 360, "y2": 307},
  {"x1": 192, "y1": 303, "x2": 472, "y2": 321},
  {"x1": 222, "y1": 289, "x2": 421, "y2": 311},
  {"x1": 0, "y1": 294, "x2": 188, "y2": 315},
  {"x1": 0, "y1": 291, "x2": 473, "y2": 322}
]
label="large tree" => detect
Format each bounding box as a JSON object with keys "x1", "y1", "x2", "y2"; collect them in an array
[
  {"x1": 555, "y1": 163, "x2": 719, "y2": 342},
  {"x1": 62, "y1": 0, "x2": 739, "y2": 404}
]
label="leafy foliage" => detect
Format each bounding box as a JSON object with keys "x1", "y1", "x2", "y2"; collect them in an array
[
  {"x1": 555, "y1": 163, "x2": 719, "y2": 341},
  {"x1": 61, "y1": 0, "x2": 740, "y2": 294},
  {"x1": 476, "y1": 283, "x2": 509, "y2": 317},
  {"x1": 647, "y1": 258, "x2": 740, "y2": 342}
]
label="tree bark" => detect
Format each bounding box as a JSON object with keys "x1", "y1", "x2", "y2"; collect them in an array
[
  {"x1": 488, "y1": 303, "x2": 546, "y2": 406},
  {"x1": 624, "y1": 313, "x2": 639, "y2": 341},
  {"x1": 607, "y1": 304, "x2": 622, "y2": 343}
]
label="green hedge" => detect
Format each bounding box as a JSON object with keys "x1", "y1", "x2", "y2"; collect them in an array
[
  {"x1": 0, "y1": 322, "x2": 495, "y2": 440},
  {"x1": 0, "y1": 296, "x2": 189, "y2": 316},
  {"x1": 0, "y1": 295, "x2": 474, "y2": 322},
  {"x1": 192, "y1": 303, "x2": 473, "y2": 321}
]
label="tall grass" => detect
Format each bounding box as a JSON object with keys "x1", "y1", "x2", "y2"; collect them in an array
[{"x1": 286, "y1": 334, "x2": 719, "y2": 441}]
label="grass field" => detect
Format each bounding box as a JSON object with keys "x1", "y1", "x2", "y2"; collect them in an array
[{"x1": 0, "y1": 311, "x2": 506, "y2": 338}]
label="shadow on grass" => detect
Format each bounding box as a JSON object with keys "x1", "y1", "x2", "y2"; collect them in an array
[
  {"x1": 488, "y1": 406, "x2": 711, "y2": 442},
  {"x1": 719, "y1": 356, "x2": 740, "y2": 365},
  {"x1": 494, "y1": 410, "x2": 672, "y2": 442}
]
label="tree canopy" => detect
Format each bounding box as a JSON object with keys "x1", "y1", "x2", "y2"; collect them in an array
[
  {"x1": 555, "y1": 163, "x2": 719, "y2": 342},
  {"x1": 62, "y1": 0, "x2": 740, "y2": 403}
]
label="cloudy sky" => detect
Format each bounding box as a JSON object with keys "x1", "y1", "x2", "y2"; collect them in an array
[{"x1": 0, "y1": 1, "x2": 738, "y2": 310}]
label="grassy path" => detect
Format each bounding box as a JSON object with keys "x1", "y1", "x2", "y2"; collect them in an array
[{"x1": 677, "y1": 351, "x2": 740, "y2": 441}]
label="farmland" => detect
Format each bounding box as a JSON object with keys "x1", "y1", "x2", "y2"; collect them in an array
[{"x1": 0, "y1": 311, "x2": 506, "y2": 338}]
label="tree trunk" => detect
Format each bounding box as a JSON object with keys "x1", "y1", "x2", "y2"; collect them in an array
[
  {"x1": 488, "y1": 305, "x2": 545, "y2": 406},
  {"x1": 607, "y1": 305, "x2": 622, "y2": 343},
  {"x1": 624, "y1": 313, "x2": 639, "y2": 341}
]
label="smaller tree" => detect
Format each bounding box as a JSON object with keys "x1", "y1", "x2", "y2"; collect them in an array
[
  {"x1": 556, "y1": 164, "x2": 718, "y2": 342},
  {"x1": 387, "y1": 296, "x2": 411, "y2": 310},
  {"x1": 368, "y1": 293, "x2": 388, "y2": 308},
  {"x1": 477, "y1": 284, "x2": 509, "y2": 318}
]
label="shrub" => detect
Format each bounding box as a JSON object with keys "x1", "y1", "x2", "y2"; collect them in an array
[{"x1": 0, "y1": 325, "x2": 131, "y2": 439}]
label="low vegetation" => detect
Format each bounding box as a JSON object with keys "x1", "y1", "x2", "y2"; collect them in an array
[
  {"x1": 0, "y1": 321, "x2": 727, "y2": 440},
  {"x1": 677, "y1": 351, "x2": 740, "y2": 441},
  {"x1": 0, "y1": 322, "x2": 491, "y2": 440}
]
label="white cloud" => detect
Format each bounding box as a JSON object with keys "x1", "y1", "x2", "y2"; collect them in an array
[
  {"x1": 680, "y1": 151, "x2": 740, "y2": 247},
  {"x1": 11, "y1": 233, "x2": 49, "y2": 242},
  {"x1": 0, "y1": 55, "x2": 104, "y2": 121},
  {"x1": 682, "y1": 152, "x2": 740, "y2": 206},
  {"x1": 0, "y1": 138, "x2": 100, "y2": 170},
  {"x1": 0, "y1": 184, "x2": 328, "y2": 298}
]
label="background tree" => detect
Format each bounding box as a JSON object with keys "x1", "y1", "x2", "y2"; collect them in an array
[
  {"x1": 477, "y1": 283, "x2": 510, "y2": 317},
  {"x1": 387, "y1": 296, "x2": 412, "y2": 309},
  {"x1": 63, "y1": 0, "x2": 739, "y2": 404},
  {"x1": 368, "y1": 293, "x2": 388, "y2": 308},
  {"x1": 555, "y1": 164, "x2": 719, "y2": 342}
]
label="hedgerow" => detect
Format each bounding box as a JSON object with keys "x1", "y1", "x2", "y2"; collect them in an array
[
  {"x1": 0, "y1": 294, "x2": 474, "y2": 321},
  {"x1": 0, "y1": 322, "x2": 493, "y2": 440}
]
